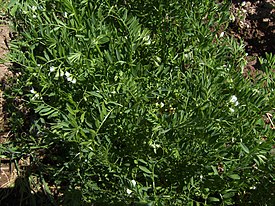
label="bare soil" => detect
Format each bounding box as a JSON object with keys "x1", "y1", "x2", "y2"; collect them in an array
[
  {"x1": 0, "y1": 24, "x2": 10, "y2": 130},
  {"x1": 0, "y1": 22, "x2": 13, "y2": 189},
  {"x1": 229, "y1": 0, "x2": 275, "y2": 71}
]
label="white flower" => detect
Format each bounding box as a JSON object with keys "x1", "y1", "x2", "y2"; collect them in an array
[
  {"x1": 50, "y1": 66, "x2": 55, "y2": 72},
  {"x1": 67, "y1": 76, "x2": 73, "y2": 82},
  {"x1": 30, "y1": 88, "x2": 35, "y2": 94},
  {"x1": 71, "y1": 78, "x2": 76, "y2": 84},
  {"x1": 249, "y1": 186, "x2": 256, "y2": 190},
  {"x1": 160, "y1": 102, "x2": 165, "y2": 108},
  {"x1": 229, "y1": 108, "x2": 235, "y2": 113},
  {"x1": 64, "y1": 12, "x2": 68, "y2": 18},
  {"x1": 230, "y1": 95, "x2": 239, "y2": 106},
  {"x1": 31, "y1": 6, "x2": 37, "y2": 11},
  {"x1": 60, "y1": 70, "x2": 64, "y2": 77},
  {"x1": 219, "y1": 32, "x2": 225, "y2": 38},
  {"x1": 131, "y1": 180, "x2": 136, "y2": 187},
  {"x1": 150, "y1": 143, "x2": 160, "y2": 149},
  {"x1": 66, "y1": 74, "x2": 77, "y2": 83},
  {"x1": 230, "y1": 95, "x2": 237, "y2": 102},
  {"x1": 30, "y1": 89, "x2": 41, "y2": 100},
  {"x1": 55, "y1": 69, "x2": 64, "y2": 78},
  {"x1": 65, "y1": 71, "x2": 71, "y2": 77},
  {"x1": 126, "y1": 188, "x2": 132, "y2": 194},
  {"x1": 33, "y1": 14, "x2": 37, "y2": 18}
]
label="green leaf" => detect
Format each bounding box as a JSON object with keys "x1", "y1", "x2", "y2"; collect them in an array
[
  {"x1": 38, "y1": 107, "x2": 56, "y2": 116},
  {"x1": 38, "y1": 107, "x2": 51, "y2": 114},
  {"x1": 139, "y1": 166, "x2": 151, "y2": 174},
  {"x1": 223, "y1": 192, "x2": 235, "y2": 199},
  {"x1": 66, "y1": 103, "x2": 76, "y2": 115},
  {"x1": 41, "y1": 110, "x2": 55, "y2": 117},
  {"x1": 68, "y1": 52, "x2": 82, "y2": 63},
  {"x1": 87, "y1": 91, "x2": 103, "y2": 99},
  {"x1": 211, "y1": 165, "x2": 219, "y2": 175},
  {"x1": 9, "y1": 3, "x2": 18, "y2": 16},
  {"x1": 240, "y1": 142, "x2": 249, "y2": 154},
  {"x1": 208, "y1": 197, "x2": 220, "y2": 202},
  {"x1": 228, "y1": 174, "x2": 240, "y2": 180},
  {"x1": 96, "y1": 35, "x2": 109, "y2": 45},
  {"x1": 80, "y1": 112, "x2": 85, "y2": 123},
  {"x1": 138, "y1": 159, "x2": 148, "y2": 165}
]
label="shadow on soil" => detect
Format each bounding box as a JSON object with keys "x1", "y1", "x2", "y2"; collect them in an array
[{"x1": 0, "y1": 172, "x2": 54, "y2": 206}]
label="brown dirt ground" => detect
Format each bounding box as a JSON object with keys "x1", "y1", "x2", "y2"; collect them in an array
[
  {"x1": 0, "y1": 24, "x2": 10, "y2": 130},
  {"x1": 0, "y1": 23, "x2": 14, "y2": 189},
  {"x1": 229, "y1": 0, "x2": 275, "y2": 72}
]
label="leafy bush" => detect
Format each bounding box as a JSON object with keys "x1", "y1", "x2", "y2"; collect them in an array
[{"x1": 3, "y1": 0, "x2": 275, "y2": 205}]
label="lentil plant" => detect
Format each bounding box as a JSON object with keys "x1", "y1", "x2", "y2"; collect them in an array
[{"x1": 2, "y1": 0, "x2": 275, "y2": 205}]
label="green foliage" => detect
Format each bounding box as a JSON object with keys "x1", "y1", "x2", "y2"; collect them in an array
[{"x1": 3, "y1": 0, "x2": 275, "y2": 205}]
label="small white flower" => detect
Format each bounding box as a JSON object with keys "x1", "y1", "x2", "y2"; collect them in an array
[
  {"x1": 50, "y1": 66, "x2": 55, "y2": 72},
  {"x1": 37, "y1": 64, "x2": 41, "y2": 67},
  {"x1": 67, "y1": 76, "x2": 73, "y2": 82},
  {"x1": 31, "y1": 6, "x2": 37, "y2": 11},
  {"x1": 33, "y1": 14, "x2": 37, "y2": 18},
  {"x1": 64, "y1": 12, "x2": 68, "y2": 18},
  {"x1": 230, "y1": 95, "x2": 237, "y2": 102},
  {"x1": 230, "y1": 95, "x2": 239, "y2": 106},
  {"x1": 131, "y1": 180, "x2": 136, "y2": 187},
  {"x1": 30, "y1": 88, "x2": 35, "y2": 94},
  {"x1": 126, "y1": 188, "x2": 132, "y2": 194},
  {"x1": 160, "y1": 102, "x2": 165, "y2": 108},
  {"x1": 65, "y1": 71, "x2": 71, "y2": 77},
  {"x1": 241, "y1": 1, "x2": 246, "y2": 7},
  {"x1": 219, "y1": 32, "x2": 225, "y2": 38},
  {"x1": 60, "y1": 70, "x2": 64, "y2": 77},
  {"x1": 31, "y1": 92, "x2": 42, "y2": 100},
  {"x1": 249, "y1": 186, "x2": 256, "y2": 190},
  {"x1": 71, "y1": 78, "x2": 76, "y2": 84},
  {"x1": 229, "y1": 108, "x2": 235, "y2": 113}
]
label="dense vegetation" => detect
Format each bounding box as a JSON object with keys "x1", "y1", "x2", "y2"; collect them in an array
[{"x1": 1, "y1": 0, "x2": 275, "y2": 205}]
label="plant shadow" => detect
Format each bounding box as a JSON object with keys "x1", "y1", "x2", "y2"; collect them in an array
[{"x1": 0, "y1": 172, "x2": 55, "y2": 206}]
